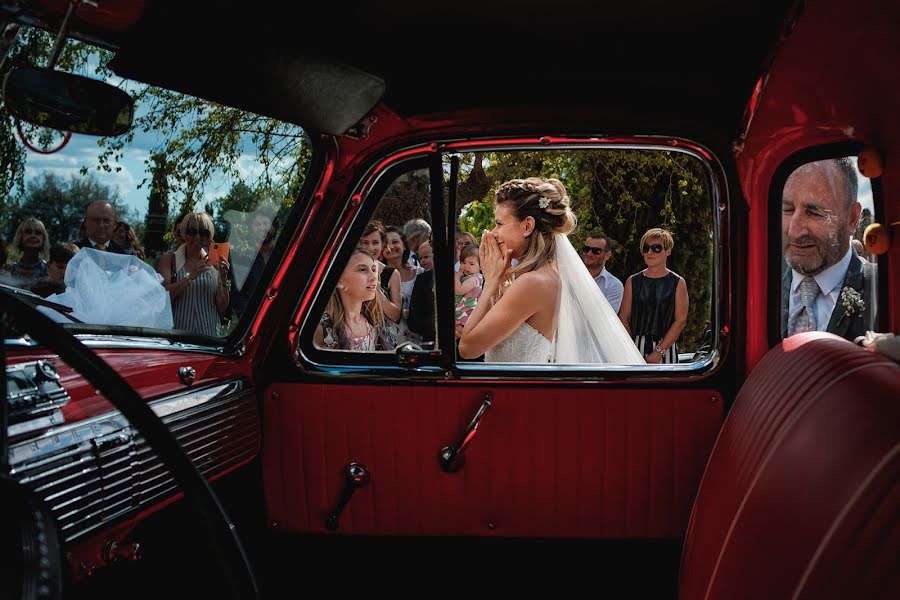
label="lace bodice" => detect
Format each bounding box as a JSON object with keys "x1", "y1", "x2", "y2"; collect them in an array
[{"x1": 484, "y1": 322, "x2": 552, "y2": 363}]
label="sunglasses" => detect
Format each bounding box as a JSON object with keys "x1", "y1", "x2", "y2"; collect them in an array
[
  {"x1": 642, "y1": 243, "x2": 665, "y2": 254},
  {"x1": 581, "y1": 246, "x2": 607, "y2": 255},
  {"x1": 185, "y1": 227, "x2": 212, "y2": 239},
  {"x1": 21, "y1": 228, "x2": 43, "y2": 236}
]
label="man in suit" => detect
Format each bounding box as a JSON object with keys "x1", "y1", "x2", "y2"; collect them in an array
[
  {"x1": 781, "y1": 157, "x2": 875, "y2": 341},
  {"x1": 75, "y1": 201, "x2": 132, "y2": 254}
]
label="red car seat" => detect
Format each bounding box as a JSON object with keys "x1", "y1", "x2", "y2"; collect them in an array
[{"x1": 679, "y1": 332, "x2": 900, "y2": 599}]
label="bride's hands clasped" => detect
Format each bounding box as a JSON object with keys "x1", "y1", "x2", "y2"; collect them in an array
[{"x1": 479, "y1": 230, "x2": 512, "y2": 286}]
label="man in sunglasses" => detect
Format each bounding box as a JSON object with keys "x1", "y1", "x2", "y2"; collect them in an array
[
  {"x1": 75, "y1": 201, "x2": 132, "y2": 254},
  {"x1": 581, "y1": 233, "x2": 623, "y2": 312}
]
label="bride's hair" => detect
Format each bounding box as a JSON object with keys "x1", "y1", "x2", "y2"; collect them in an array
[{"x1": 494, "y1": 177, "x2": 576, "y2": 290}]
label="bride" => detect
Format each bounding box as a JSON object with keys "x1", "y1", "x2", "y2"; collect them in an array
[{"x1": 457, "y1": 177, "x2": 644, "y2": 365}]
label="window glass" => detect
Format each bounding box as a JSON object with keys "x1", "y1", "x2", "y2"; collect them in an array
[
  {"x1": 0, "y1": 28, "x2": 309, "y2": 340},
  {"x1": 313, "y1": 168, "x2": 437, "y2": 353},
  {"x1": 780, "y1": 156, "x2": 876, "y2": 340},
  {"x1": 313, "y1": 147, "x2": 718, "y2": 367}
]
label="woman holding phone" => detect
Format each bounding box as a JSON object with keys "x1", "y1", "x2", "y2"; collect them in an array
[{"x1": 156, "y1": 211, "x2": 230, "y2": 337}]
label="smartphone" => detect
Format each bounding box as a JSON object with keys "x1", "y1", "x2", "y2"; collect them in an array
[{"x1": 206, "y1": 241, "x2": 230, "y2": 265}]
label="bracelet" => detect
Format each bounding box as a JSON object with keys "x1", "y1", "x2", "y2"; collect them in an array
[{"x1": 654, "y1": 345, "x2": 666, "y2": 355}]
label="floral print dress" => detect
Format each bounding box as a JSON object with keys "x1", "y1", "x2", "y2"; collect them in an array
[{"x1": 319, "y1": 312, "x2": 378, "y2": 351}]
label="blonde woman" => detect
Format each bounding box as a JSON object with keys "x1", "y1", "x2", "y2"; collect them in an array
[
  {"x1": 156, "y1": 211, "x2": 229, "y2": 337},
  {"x1": 315, "y1": 248, "x2": 390, "y2": 350},
  {"x1": 458, "y1": 177, "x2": 643, "y2": 364},
  {"x1": 619, "y1": 228, "x2": 689, "y2": 364},
  {"x1": 8, "y1": 217, "x2": 50, "y2": 286}
]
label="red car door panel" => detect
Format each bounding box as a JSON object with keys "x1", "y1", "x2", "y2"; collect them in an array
[{"x1": 263, "y1": 382, "x2": 722, "y2": 538}]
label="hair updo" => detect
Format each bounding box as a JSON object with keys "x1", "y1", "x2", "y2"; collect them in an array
[
  {"x1": 495, "y1": 177, "x2": 577, "y2": 237},
  {"x1": 494, "y1": 177, "x2": 577, "y2": 286}
]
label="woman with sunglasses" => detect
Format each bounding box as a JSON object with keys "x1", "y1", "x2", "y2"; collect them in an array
[
  {"x1": 6, "y1": 217, "x2": 50, "y2": 287},
  {"x1": 619, "y1": 228, "x2": 689, "y2": 364},
  {"x1": 156, "y1": 211, "x2": 229, "y2": 337}
]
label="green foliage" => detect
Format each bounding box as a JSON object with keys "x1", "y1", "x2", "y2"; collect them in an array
[
  {"x1": 4, "y1": 172, "x2": 136, "y2": 249},
  {"x1": 371, "y1": 169, "x2": 431, "y2": 228},
  {"x1": 1, "y1": 27, "x2": 312, "y2": 244},
  {"x1": 459, "y1": 199, "x2": 494, "y2": 241},
  {"x1": 0, "y1": 30, "x2": 105, "y2": 232},
  {"x1": 209, "y1": 182, "x2": 289, "y2": 254}
]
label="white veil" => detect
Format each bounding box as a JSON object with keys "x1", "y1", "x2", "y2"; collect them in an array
[{"x1": 552, "y1": 233, "x2": 645, "y2": 364}]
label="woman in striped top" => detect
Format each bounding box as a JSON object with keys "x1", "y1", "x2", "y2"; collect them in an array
[{"x1": 156, "y1": 212, "x2": 229, "y2": 337}]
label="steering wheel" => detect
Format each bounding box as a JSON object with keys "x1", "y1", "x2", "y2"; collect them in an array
[{"x1": 0, "y1": 289, "x2": 258, "y2": 599}]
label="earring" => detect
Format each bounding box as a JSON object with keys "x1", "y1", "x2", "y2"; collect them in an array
[{"x1": 337, "y1": 283, "x2": 346, "y2": 290}]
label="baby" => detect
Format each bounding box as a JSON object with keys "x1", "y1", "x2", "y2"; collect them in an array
[{"x1": 454, "y1": 243, "x2": 483, "y2": 328}]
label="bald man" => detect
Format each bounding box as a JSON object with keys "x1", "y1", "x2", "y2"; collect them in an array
[
  {"x1": 76, "y1": 201, "x2": 132, "y2": 254},
  {"x1": 781, "y1": 157, "x2": 874, "y2": 340}
]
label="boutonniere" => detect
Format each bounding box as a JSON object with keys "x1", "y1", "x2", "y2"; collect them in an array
[{"x1": 837, "y1": 286, "x2": 865, "y2": 324}]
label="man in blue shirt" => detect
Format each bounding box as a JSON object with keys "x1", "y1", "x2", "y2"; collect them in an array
[{"x1": 581, "y1": 233, "x2": 624, "y2": 313}]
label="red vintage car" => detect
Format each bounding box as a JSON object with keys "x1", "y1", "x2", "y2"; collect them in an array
[{"x1": 1, "y1": 0, "x2": 898, "y2": 598}]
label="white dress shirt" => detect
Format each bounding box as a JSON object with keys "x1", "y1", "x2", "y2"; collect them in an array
[
  {"x1": 789, "y1": 247, "x2": 852, "y2": 330},
  {"x1": 592, "y1": 267, "x2": 624, "y2": 313}
]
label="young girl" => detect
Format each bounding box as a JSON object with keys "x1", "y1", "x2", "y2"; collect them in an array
[
  {"x1": 454, "y1": 243, "x2": 483, "y2": 329},
  {"x1": 314, "y1": 249, "x2": 390, "y2": 351}
]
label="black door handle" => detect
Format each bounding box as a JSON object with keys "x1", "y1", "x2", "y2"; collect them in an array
[
  {"x1": 439, "y1": 394, "x2": 492, "y2": 473},
  {"x1": 325, "y1": 462, "x2": 370, "y2": 531}
]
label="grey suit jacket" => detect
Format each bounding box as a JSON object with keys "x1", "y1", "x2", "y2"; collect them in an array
[{"x1": 781, "y1": 254, "x2": 875, "y2": 341}]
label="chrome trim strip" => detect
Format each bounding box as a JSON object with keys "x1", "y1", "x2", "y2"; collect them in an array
[
  {"x1": 8, "y1": 381, "x2": 243, "y2": 466},
  {"x1": 297, "y1": 138, "x2": 726, "y2": 381},
  {"x1": 77, "y1": 335, "x2": 225, "y2": 353},
  {"x1": 8, "y1": 379, "x2": 258, "y2": 544}
]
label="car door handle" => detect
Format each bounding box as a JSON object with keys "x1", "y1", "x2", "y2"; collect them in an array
[
  {"x1": 438, "y1": 393, "x2": 492, "y2": 473},
  {"x1": 395, "y1": 341, "x2": 440, "y2": 368},
  {"x1": 325, "y1": 462, "x2": 370, "y2": 531}
]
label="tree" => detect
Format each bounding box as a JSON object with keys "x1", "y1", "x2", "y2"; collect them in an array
[
  {"x1": 371, "y1": 169, "x2": 431, "y2": 227},
  {"x1": 1, "y1": 28, "x2": 313, "y2": 243},
  {"x1": 5, "y1": 172, "x2": 133, "y2": 247},
  {"x1": 144, "y1": 153, "x2": 170, "y2": 257},
  {"x1": 208, "y1": 182, "x2": 288, "y2": 253},
  {"x1": 0, "y1": 29, "x2": 100, "y2": 234}
]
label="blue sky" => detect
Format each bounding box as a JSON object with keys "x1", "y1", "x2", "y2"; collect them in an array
[{"x1": 22, "y1": 127, "x2": 272, "y2": 222}]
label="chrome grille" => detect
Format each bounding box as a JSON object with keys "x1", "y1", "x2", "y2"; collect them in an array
[{"x1": 8, "y1": 379, "x2": 258, "y2": 544}]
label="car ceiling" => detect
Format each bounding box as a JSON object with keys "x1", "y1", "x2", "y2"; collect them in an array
[{"x1": 2, "y1": 0, "x2": 797, "y2": 137}]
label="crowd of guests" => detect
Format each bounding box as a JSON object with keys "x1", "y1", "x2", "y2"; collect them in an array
[
  {"x1": 314, "y1": 210, "x2": 692, "y2": 364},
  {"x1": 1, "y1": 201, "x2": 278, "y2": 339}
]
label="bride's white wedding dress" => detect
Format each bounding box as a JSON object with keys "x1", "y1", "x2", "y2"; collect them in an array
[
  {"x1": 485, "y1": 322, "x2": 552, "y2": 363},
  {"x1": 483, "y1": 234, "x2": 645, "y2": 365}
]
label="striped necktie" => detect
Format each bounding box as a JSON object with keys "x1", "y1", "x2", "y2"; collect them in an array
[{"x1": 788, "y1": 276, "x2": 820, "y2": 335}]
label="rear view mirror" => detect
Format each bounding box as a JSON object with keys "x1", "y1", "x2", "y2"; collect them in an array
[{"x1": 2, "y1": 66, "x2": 133, "y2": 136}]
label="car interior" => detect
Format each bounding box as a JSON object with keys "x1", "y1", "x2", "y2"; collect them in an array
[{"x1": 1, "y1": 0, "x2": 898, "y2": 598}]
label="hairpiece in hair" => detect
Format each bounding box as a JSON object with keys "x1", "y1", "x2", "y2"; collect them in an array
[{"x1": 538, "y1": 196, "x2": 550, "y2": 210}]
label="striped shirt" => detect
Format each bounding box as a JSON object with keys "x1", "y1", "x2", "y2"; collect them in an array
[{"x1": 172, "y1": 266, "x2": 221, "y2": 337}]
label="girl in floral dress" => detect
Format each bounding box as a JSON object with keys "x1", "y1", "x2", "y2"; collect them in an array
[{"x1": 315, "y1": 249, "x2": 390, "y2": 351}]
